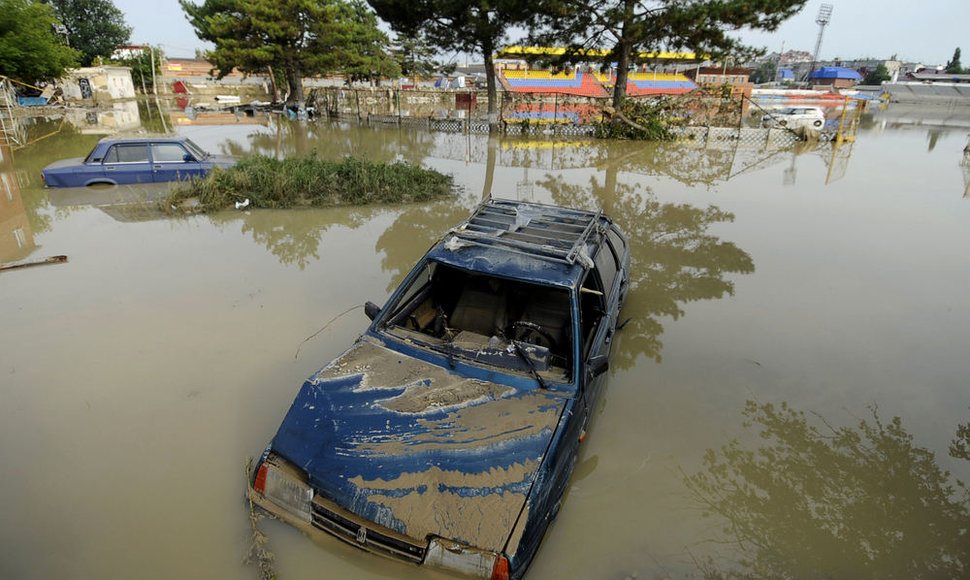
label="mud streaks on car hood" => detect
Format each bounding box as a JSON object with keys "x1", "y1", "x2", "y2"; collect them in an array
[{"x1": 270, "y1": 338, "x2": 567, "y2": 553}]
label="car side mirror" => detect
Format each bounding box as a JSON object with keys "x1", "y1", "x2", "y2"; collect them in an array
[
  {"x1": 588, "y1": 354, "x2": 609, "y2": 378},
  {"x1": 183, "y1": 154, "x2": 196, "y2": 162},
  {"x1": 364, "y1": 301, "x2": 381, "y2": 321}
]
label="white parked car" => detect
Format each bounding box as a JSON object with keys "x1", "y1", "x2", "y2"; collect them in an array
[{"x1": 761, "y1": 106, "x2": 826, "y2": 129}]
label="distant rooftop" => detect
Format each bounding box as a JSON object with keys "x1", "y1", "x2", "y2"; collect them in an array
[{"x1": 807, "y1": 67, "x2": 862, "y2": 80}]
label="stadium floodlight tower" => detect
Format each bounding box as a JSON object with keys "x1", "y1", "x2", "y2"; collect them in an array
[{"x1": 807, "y1": 3, "x2": 834, "y2": 83}]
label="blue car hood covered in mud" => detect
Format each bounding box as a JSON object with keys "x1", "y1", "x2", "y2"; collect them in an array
[{"x1": 270, "y1": 338, "x2": 567, "y2": 552}]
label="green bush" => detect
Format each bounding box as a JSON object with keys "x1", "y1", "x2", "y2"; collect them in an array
[
  {"x1": 166, "y1": 154, "x2": 454, "y2": 212},
  {"x1": 595, "y1": 98, "x2": 675, "y2": 141}
]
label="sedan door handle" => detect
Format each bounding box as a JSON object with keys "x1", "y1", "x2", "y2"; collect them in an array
[
  {"x1": 105, "y1": 166, "x2": 115, "y2": 171},
  {"x1": 154, "y1": 165, "x2": 162, "y2": 169}
]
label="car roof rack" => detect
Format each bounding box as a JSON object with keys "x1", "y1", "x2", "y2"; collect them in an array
[{"x1": 448, "y1": 197, "x2": 603, "y2": 266}]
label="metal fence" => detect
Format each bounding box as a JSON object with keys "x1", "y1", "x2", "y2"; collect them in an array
[{"x1": 309, "y1": 87, "x2": 838, "y2": 145}]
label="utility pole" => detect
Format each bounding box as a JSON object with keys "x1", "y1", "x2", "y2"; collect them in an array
[
  {"x1": 150, "y1": 45, "x2": 158, "y2": 96},
  {"x1": 808, "y1": 4, "x2": 833, "y2": 85}
]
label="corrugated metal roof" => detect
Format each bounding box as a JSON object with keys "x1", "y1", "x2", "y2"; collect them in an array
[{"x1": 808, "y1": 67, "x2": 862, "y2": 80}]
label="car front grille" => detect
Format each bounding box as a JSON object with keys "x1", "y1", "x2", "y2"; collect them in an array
[{"x1": 310, "y1": 498, "x2": 426, "y2": 564}]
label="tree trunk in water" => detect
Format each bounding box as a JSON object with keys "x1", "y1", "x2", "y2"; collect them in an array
[
  {"x1": 483, "y1": 46, "x2": 500, "y2": 132},
  {"x1": 285, "y1": 65, "x2": 305, "y2": 107},
  {"x1": 482, "y1": 136, "x2": 497, "y2": 199}
]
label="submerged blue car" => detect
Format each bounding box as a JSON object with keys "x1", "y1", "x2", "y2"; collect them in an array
[
  {"x1": 249, "y1": 198, "x2": 630, "y2": 580},
  {"x1": 41, "y1": 136, "x2": 234, "y2": 187}
]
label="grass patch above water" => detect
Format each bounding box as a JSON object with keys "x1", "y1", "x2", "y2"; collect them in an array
[{"x1": 166, "y1": 154, "x2": 454, "y2": 212}]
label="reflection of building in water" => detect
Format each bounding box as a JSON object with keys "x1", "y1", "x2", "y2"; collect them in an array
[
  {"x1": 169, "y1": 107, "x2": 273, "y2": 127},
  {"x1": 64, "y1": 100, "x2": 142, "y2": 134},
  {"x1": 0, "y1": 146, "x2": 36, "y2": 262}
]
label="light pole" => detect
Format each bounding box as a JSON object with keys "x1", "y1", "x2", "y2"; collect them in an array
[{"x1": 807, "y1": 4, "x2": 833, "y2": 85}]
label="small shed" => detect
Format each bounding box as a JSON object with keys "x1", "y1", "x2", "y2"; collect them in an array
[
  {"x1": 60, "y1": 66, "x2": 136, "y2": 102},
  {"x1": 777, "y1": 68, "x2": 795, "y2": 81},
  {"x1": 807, "y1": 66, "x2": 862, "y2": 88}
]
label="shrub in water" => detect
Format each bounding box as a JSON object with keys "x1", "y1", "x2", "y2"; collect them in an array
[{"x1": 167, "y1": 154, "x2": 454, "y2": 212}]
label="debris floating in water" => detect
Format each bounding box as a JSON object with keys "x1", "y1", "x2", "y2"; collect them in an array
[
  {"x1": 0, "y1": 255, "x2": 68, "y2": 272},
  {"x1": 235, "y1": 198, "x2": 251, "y2": 210}
]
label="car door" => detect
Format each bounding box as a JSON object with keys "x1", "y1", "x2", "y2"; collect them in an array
[
  {"x1": 101, "y1": 143, "x2": 152, "y2": 184},
  {"x1": 150, "y1": 142, "x2": 204, "y2": 182},
  {"x1": 578, "y1": 227, "x2": 628, "y2": 427}
]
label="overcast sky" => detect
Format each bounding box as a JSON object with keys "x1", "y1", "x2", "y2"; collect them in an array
[{"x1": 115, "y1": 0, "x2": 968, "y2": 66}]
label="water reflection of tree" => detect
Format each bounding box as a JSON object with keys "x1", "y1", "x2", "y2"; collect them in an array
[
  {"x1": 493, "y1": 138, "x2": 800, "y2": 189},
  {"x1": 539, "y1": 174, "x2": 754, "y2": 367},
  {"x1": 951, "y1": 412, "x2": 970, "y2": 461},
  {"x1": 242, "y1": 117, "x2": 440, "y2": 165},
  {"x1": 137, "y1": 99, "x2": 170, "y2": 134},
  {"x1": 208, "y1": 207, "x2": 378, "y2": 269},
  {"x1": 685, "y1": 401, "x2": 970, "y2": 579},
  {"x1": 374, "y1": 198, "x2": 473, "y2": 292}
]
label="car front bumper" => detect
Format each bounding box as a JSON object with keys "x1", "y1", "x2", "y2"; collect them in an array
[{"x1": 248, "y1": 458, "x2": 508, "y2": 579}]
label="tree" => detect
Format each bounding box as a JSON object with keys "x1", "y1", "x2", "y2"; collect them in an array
[
  {"x1": 368, "y1": 0, "x2": 533, "y2": 120},
  {"x1": 110, "y1": 46, "x2": 162, "y2": 93},
  {"x1": 393, "y1": 33, "x2": 451, "y2": 86},
  {"x1": 332, "y1": 0, "x2": 401, "y2": 85},
  {"x1": 945, "y1": 47, "x2": 964, "y2": 74},
  {"x1": 750, "y1": 60, "x2": 777, "y2": 84},
  {"x1": 181, "y1": 0, "x2": 390, "y2": 106},
  {"x1": 0, "y1": 0, "x2": 79, "y2": 83},
  {"x1": 863, "y1": 62, "x2": 890, "y2": 85},
  {"x1": 45, "y1": 0, "x2": 131, "y2": 66},
  {"x1": 529, "y1": 0, "x2": 808, "y2": 110}
]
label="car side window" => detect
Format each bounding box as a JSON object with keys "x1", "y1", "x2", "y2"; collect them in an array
[
  {"x1": 103, "y1": 144, "x2": 149, "y2": 164},
  {"x1": 151, "y1": 143, "x2": 192, "y2": 163},
  {"x1": 593, "y1": 241, "x2": 618, "y2": 295},
  {"x1": 606, "y1": 228, "x2": 625, "y2": 264}
]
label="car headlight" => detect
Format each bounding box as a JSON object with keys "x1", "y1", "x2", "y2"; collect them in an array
[
  {"x1": 424, "y1": 536, "x2": 509, "y2": 580},
  {"x1": 253, "y1": 458, "x2": 313, "y2": 523}
]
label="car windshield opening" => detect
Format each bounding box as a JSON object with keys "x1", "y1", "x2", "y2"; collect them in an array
[
  {"x1": 381, "y1": 261, "x2": 574, "y2": 382},
  {"x1": 183, "y1": 138, "x2": 209, "y2": 159}
]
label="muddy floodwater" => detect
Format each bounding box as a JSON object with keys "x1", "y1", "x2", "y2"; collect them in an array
[{"x1": 3, "y1": 103, "x2": 970, "y2": 579}]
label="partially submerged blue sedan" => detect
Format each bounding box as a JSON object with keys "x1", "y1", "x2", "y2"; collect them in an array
[
  {"x1": 249, "y1": 198, "x2": 630, "y2": 579},
  {"x1": 41, "y1": 136, "x2": 234, "y2": 187}
]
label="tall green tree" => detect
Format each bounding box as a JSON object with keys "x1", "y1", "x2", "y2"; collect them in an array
[
  {"x1": 45, "y1": 0, "x2": 131, "y2": 66},
  {"x1": 368, "y1": 0, "x2": 533, "y2": 119},
  {"x1": 750, "y1": 60, "x2": 777, "y2": 84},
  {"x1": 0, "y1": 0, "x2": 79, "y2": 83},
  {"x1": 393, "y1": 33, "x2": 451, "y2": 86},
  {"x1": 332, "y1": 0, "x2": 400, "y2": 85},
  {"x1": 945, "y1": 47, "x2": 964, "y2": 74},
  {"x1": 862, "y1": 62, "x2": 890, "y2": 85},
  {"x1": 111, "y1": 46, "x2": 162, "y2": 93},
  {"x1": 182, "y1": 0, "x2": 388, "y2": 106},
  {"x1": 529, "y1": 0, "x2": 808, "y2": 110}
]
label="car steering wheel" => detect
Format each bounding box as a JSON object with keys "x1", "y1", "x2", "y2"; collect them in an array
[{"x1": 507, "y1": 321, "x2": 557, "y2": 350}]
